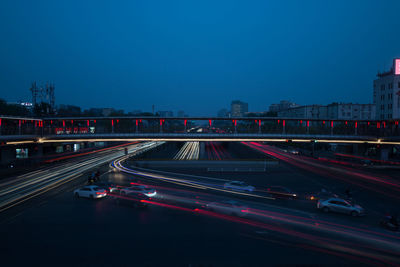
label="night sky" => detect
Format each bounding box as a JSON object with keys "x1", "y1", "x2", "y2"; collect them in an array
[{"x1": 1, "y1": 0, "x2": 399, "y2": 115}]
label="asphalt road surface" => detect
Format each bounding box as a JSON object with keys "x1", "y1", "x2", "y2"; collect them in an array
[{"x1": 1, "y1": 141, "x2": 400, "y2": 266}]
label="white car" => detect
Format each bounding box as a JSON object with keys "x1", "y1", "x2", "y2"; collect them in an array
[
  {"x1": 317, "y1": 198, "x2": 365, "y2": 216},
  {"x1": 206, "y1": 200, "x2": 249, "y2": 216},
  {"x1": 223, "y1": 181, "x2": 255, "y2": 192},
  {"x1": 74, "y1": 185, "x2": 107, "y2": 199},
  {"x1": 120, "y1": 184, "x2": 157, "y2": 197}
]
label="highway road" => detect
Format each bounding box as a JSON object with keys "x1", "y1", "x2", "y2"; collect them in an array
[
  {"x1": 111, "y1": 156, "x2": 400, "y2": 265},
  {"x1": 1, "y1": 141, "x2": 399, "y2": 266},
  {"x1": 0, "y1": 141, "x2": 164, "y2": 212}
]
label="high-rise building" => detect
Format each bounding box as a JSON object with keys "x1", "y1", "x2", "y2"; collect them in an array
[
  {"x1": 373, "y1": 58, "x2": 400, "y2": 119},
  {"x1": 231, "y1": 100, "x2": 248, "y2": 117}
]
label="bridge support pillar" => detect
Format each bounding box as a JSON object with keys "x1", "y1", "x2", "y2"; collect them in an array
[
  {"x1": 234, "y1": 120, "x2": 237, "y2": 134},
  {"x1": 354, "y1": 121, "x2": 358, "y2": 135}
]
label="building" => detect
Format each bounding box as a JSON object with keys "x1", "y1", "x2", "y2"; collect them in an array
[
  {"x1": 327, "y1": 103, "x2": 375, "y2": 120},
  {"x1": 231, "y1": 100, "x2": 248, "y2": 117},
  {"x1": 373, "y1": 58, "x2": 400, "y2": 119},
  {"x1": 158, "y1": 110, "x2": 174, "y2": 117},
  {"x1": 217, "y1": 108, "x2": 229, "y2": 117},
  {"x1": 101, "y1": 108, "x2": 114, "y2": 117},
  {"x1": 278, "y1": 105, "x2": 326, "y2": 119},
  {"x1": 278, "y1": 103, "x2": 375, "y2": 120},
  {"x1": 177, "y1": 110, "x2": 186, "y2": 117},
  {"x1": 269, "y1": 100, "x2": 300, "y2": 113}
]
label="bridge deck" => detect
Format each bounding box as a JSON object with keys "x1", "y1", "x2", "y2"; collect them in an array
[{"x1": 1, "y1": 133, "x2": 398, "y2": 145}]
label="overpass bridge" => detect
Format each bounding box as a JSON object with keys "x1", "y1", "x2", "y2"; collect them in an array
[{"x1": 0, "y1": 116, "x2": 399, "y2": 145}]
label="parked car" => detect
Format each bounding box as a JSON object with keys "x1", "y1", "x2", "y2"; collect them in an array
[
  {"x1": 223, "y1": 181, "x2": 255, "y2": 192},
  {"x1": 120, "y1": 184, "x2": 157, "y2": 197},
  {"x1": 206, "y1": 200, "x2": 249, "y2": 216},
  {"x1": 112, "y1": 189, "x2": 149, "y2": 208},
  {"x1": 74, "y1": 185, "x2": 107, "y2": 199},
  {"x1": 317, "y1": 198, "x2": 364, "y2": 216},
  {"x1": 94, "y1": 181, "x2": 118, "y2": 193},
  {"x1": 267, "y1": 186, "x2": 297, "y2": 199}
]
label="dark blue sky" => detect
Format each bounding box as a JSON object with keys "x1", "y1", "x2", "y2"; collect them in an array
[{"x1": 1, "y1": 0, "x2": 399, "y2": 115}]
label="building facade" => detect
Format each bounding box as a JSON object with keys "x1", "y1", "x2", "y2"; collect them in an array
[
  {"x1": 231, "y1": 100, "x2": 248, "y2": 117},
  {"x1": 327, "y1": 103, "x2": 375, "y2": 120},
  {"x1": 269, "y1": 100, "x2": 300, "y2": 113},
  {"x1": 278, "y1": 105, "x2": 326, "y2": 119},
  {"x1": 158, "y1": 111, "x2": 174, "y2": 117},
  {"x1": 278, "y1": 103, "x2": 375, "y2": 120},
  {"x1": 373, "y1": 58, "x2": 400, "y2": 119},
  {"x1": 217, "y1": 108, "x2": 229, "y2": 117}
]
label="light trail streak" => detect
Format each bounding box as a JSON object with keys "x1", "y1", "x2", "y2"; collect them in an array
[
  {"x1": 112, "y1": 158, "x2": 275, "y2": 200},
  {"x1": 243, "y1": 142, "x2": 400, "y2": 199},
  {"x1": 174, "y1": 142, "x2": 199, "y2": 160},
  {"x1": 132, "y1": 187, "x2": 400, "y2": 265},
  {"x1": 0, "y1": 142, "x2": 164, "y2": 212}
]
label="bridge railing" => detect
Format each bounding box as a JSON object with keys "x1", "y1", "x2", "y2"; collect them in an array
[{"x1": 0, "y1": 116, "x2": 399, "y2": 139}]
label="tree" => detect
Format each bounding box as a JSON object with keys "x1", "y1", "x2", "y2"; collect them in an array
[{"x1": 0, "y1": 98, "x2": 30, "y2": 116}]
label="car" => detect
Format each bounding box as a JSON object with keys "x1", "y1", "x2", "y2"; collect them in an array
[
  {"x1": 317, "y1": 198, "x2": 364, "y2": 216},
  {"x1": 267, "y1": 186, "x2": 297, "y2": 199},
  {"x1": 223, "y1": 181, "x2": 255, "y2": 192},
  {"x1": 120, "y1": 184, "x2": 157, "y2": 197},
  {"x1": 112, "y1": 189, "x2": 149, "y2": 208},
  {"x1": 94, "y1": 181, "x2": 118, "y2": 193},
  {"x1": 74, "y1": 185, "x2": 107, "y2": 199},
  {"x1": 206, "y1": 200, "x2": 249, "y2": 216}
]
